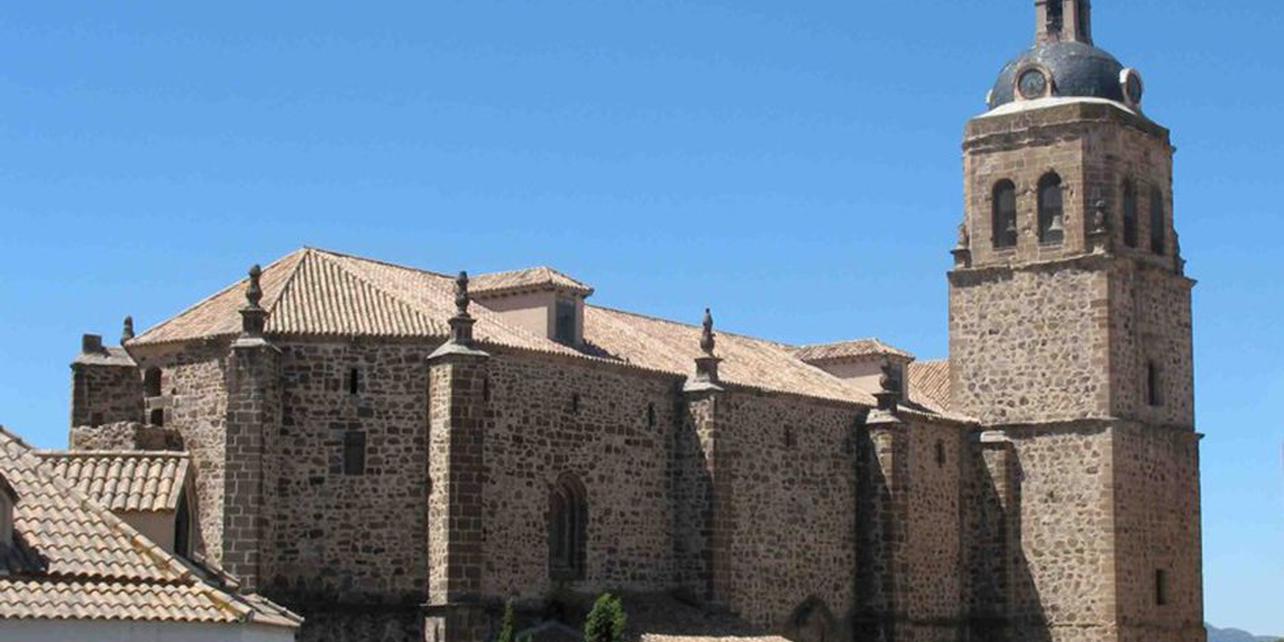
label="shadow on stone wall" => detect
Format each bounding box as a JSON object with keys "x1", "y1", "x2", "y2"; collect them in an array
[{"x1": 968, "y1": 444, "x2": 1051, "y2": 642}]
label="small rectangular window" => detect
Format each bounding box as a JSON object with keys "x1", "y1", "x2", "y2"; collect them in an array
[
  {"x1": 554, "y1": 299, "x2": 577, "y2": 345},
  {"x1": 343, "y1": 431, "x2": 366, "y2": 476},
  {"x1": 347, "y1": 368, "x2": 360, "y2": 395},
  {"x1": 1155, "y1": 569, "x2": 1169, "y2": 606},
  {"x1": 1147, "y1": 361, "x2": 1162, "y2": 407}
]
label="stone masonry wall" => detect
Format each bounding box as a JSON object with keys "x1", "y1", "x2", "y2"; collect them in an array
[
  {"x1": 897, "y1": 417, "x2": 967, "y2": 642},
  {"x1": 949, "y1": 262, "x2": 1110, "y2": 425},
  {"x1": 131, "y1": 341, "x2": 231, "y2": 564},
  {"x1": 1109, "y1": 263, "x2": 1195, "y2": 428},
  {"x1": 269, "y1": 340, "x2": 435, "y2": 605},
  {"x1": 1006, "y1": 424, "x2": 1116, "y2": 642},
  {"x1": 1112, "y1": 423, "x2": 1205, "y2": 642},
  {"x1": 714, "y1": 391, "x2": 860, "y2": 634},
  {"x1": 480, "y1": 351, "x2": 679, "y2": 599},
  {"x1": 70, "y1": 364, "x2": 142, "y2": 429}
]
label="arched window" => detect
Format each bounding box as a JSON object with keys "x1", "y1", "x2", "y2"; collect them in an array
[
  {"x1": 143, "y1": 367, "x2": 162, "y2": 398},
  {"x1": 992, "y1": 180, "x2": 1018, "y2": 248},
  {"x1": 1122, "y1": 179, "x2": 1139, "y2": 248},
  {"x1": 1149, "y1": 186, "x2": 1166, "y2": 255},
  {"x1": 175, "y1": 490, "x2": 194, "y2": 558},
  {"x1": 1037, "y1": 173, "x2": 1064, "y2": 244},
  {"x1": 548, "y1": 474, "x2": 587, "y2": 581}
]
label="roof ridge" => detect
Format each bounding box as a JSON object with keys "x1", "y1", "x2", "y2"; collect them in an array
[
  {"x1": 36, "y1": 450, "x2": 190, "y2": 459},
  {"x1": 307, "y1": 250, "x2": 446, "y2": 333},
  {"x1": 130, "y1": 249, "x2": 308, "y2": 345},
  {"x1": 303, "y1": 246, "x2": 454, "y2": 280},
  {"x1": 586, "y1": 303, "x2": 797, "y2": 348}
]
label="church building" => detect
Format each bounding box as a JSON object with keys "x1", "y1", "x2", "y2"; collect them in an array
[{"x1": 60, "y1": 2, "x2": 1205, "y2": 641}]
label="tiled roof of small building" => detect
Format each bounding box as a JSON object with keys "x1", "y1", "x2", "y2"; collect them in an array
[
  {"x1": 129, "y1": 248, "x2": 579, "y2": 356},
  {"x1": 0, "y1": 426, "x2": 300, "y2": 628},
  {"x1": 472, "y1": 266, "x2": 594, "y2": 297},
  {"x1": 72, "y1": 346, "x2": 136, "y2": 367},
  {"x1": 793, "y1": 339, "x2": 915, "y2": 363},
  {"x1": 908, "y1": 359, "x2": 952, "y2": 414},
  {"x1": 584, "y1": 306, "x2": 877, "y2": 405},
  {"x1": 35, "y1": 451, "x2": 190, "y2": 513}
]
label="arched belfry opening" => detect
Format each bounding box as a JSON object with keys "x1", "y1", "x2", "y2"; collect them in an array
[
  {"x1": 548, "y1": 473, "x2": 587, "y2": 581},
  {"x1": 1037, "y1": 0, "x2": 1092, "y2": 44}
]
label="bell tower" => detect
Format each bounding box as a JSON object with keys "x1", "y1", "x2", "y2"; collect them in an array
[{"x1": 950, "y1": 3, "x2": 1205, "y2": 642}]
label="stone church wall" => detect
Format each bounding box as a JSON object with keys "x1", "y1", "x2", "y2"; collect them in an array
[
  {"x1": 1005, "y1": 424, "x2": 1116, "y2": 642},
  {"x1": 713, "y1": 391, "x2": 859, "y2": 633},
  {"x1": 266, "y1": 340, "x2": 436, "y2": 604},
  {"x1": 949, "y1": 264, "x2": 1110, "y2": 425},
  {"x1": 480, "y1": 351, "x2": 679, "y2": 599},
  {"x1": 70, "y1": 363, "x2": 142, "y2": 429},
  {"x1": 1111, "y1": 423, "x2": 1205, "y2": 642},
  {"x1": 131, "y1": 341, "x2": 232, "y2": 565},
  {"x1": 1108, "y1": 263, "x2": 1195, "y2": 428},
  {"x1": 897, "y1": 416, "x2": 967, "y2": 641}
]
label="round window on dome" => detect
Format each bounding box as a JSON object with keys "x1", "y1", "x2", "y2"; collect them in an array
[
  {"x1": 1120, "y1": 68, "x2": 1144, "y2": 107},
  {"x1": 1017, "y1": 68, "x2": 1050, "y2": 100}
]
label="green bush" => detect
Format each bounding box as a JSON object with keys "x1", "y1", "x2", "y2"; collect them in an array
[
  {"x1": 583, "y1": 593, "x2": 627, "y2": 642},
  {"x1": 496, "y1": 600, "x2": 516, "y2": 642}
]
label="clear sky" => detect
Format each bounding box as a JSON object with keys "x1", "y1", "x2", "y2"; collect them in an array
[{"x1": 0, "y1": 0, "x2": 1280, "y2": 633}]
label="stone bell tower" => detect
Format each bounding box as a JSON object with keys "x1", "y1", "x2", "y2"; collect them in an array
[{"x1": 949, "y1": 3, "x2": 1205, "y2": 641}]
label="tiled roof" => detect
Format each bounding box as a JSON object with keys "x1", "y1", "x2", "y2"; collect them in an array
[
  {"x1": 794, "y1": 339, "x2": 915, "y2": 363},
  {"x1": 127, "y1": 247, "x2": 926, "y2": 407},
  {"x1": 472, "y1": 266, "x2": 594, "y2": 297},
  {"x1": 908, "y1": 359, "x2": 952, "y2": 414},
  {"x1": 129, "y1": 248, "x2": 580, "y2": 356},
  {"x1": 36, "y1": 451, "x2": 190, "y2": 513},
  {"x1": 72, "y1": 346, "x2": 135, "y2": 367},
  {"x1": 584, "y1": 306, "x2": 877, "y2": 405},
  {"x1": 0, "y1": 426, "x2": 300, "y2": 628}
]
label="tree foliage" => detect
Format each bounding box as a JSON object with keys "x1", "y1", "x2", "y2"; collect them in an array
[{"x1": 583, "y1": 593, "x2": 627, "y2": 642}]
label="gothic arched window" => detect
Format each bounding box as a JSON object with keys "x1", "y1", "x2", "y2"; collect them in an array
[
  {"x1": 992, "y1": 180, "x2": 1018, "y2": 248},
  {"x1": 1037, "y1": 173, "x2": 1065, "y2": 244},
  {"x1": 549, "y1": 474, "x2": 587, "y2": 581},
  {"x1": 1149, "y1": 186, "x2": 1166, "y2": 255},
  {"x1": 1122, "y1": 179, "x2": 1139, "y2": 248}
]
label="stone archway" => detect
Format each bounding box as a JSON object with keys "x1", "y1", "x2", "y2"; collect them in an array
[{"x1": 786, "y1": 596, "x2": 836, "y2": 642}]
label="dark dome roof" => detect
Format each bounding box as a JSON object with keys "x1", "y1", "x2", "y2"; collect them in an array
[{"x1": 989, "y1": 41, "x2": 1127, "y2": 109}]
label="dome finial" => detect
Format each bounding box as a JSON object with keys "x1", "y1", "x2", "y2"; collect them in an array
[{"x1": 1037, "y1": 0, "x2": 1092, "y2": 46}]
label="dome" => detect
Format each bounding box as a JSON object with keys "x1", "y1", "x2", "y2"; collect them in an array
[{"x1": 988, "y1": 41, "x2": 1133, "y2": 110}]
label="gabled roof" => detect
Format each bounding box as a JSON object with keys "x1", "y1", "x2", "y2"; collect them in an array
[
  {"x1": 583, "y1": 306, "x2": 877, "y2": 405},
  {"x1": 908, "y1": 359, "x2": 952, "y2": 414},
  {"x1": 129, "y1": 248, "x2": 579, "y2": 356},
  {"x1": 472, "y1": 266, "x2": 594, "y2": 297},
  {"x1": 0, "y1": 426, "x2": 299, "y2": 628},
  {"x1": 794, "y1": 339, "x2": 914, "y2": 363},
  {"x1": 36, "y1": 451, "x2": 190, "y2": 513}
]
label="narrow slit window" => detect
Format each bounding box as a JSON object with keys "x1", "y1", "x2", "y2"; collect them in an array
[
  {"x1": 1146, "y1": 361, "x2": 1162, "y2": 407},
  {"x1": 646, "y1": 403, "x2": 656, "y2": 429},
  {"x1": 346, "y1": 368, "x2": 360, "y2": 395},
  {"x1": 935, "y1": 440, "x2": 947, "y2": 467},
  {"x1": 992, "y1": 180, "x2": 1018, "y2": 248},
  {"x1": 1155, "y1": 569, "x2": 1169, "y2": 606},
  {"x1": 343, "y1": 431, "x2": 366, "y2": 476}
]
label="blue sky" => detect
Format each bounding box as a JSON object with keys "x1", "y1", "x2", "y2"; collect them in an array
[{"x1": 0, "y1": 0, "x2": 1280, "y2": 633}]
